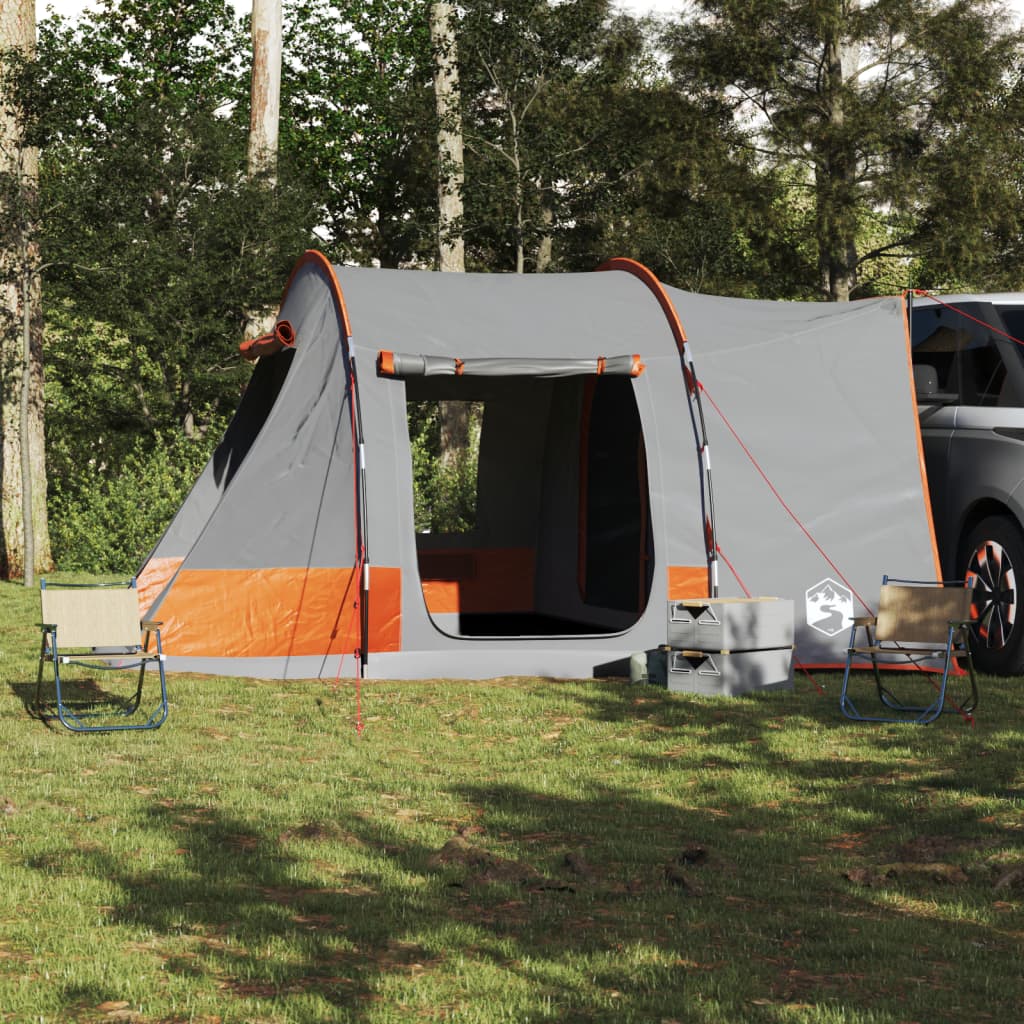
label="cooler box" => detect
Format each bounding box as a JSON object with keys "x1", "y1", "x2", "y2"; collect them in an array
[
  {"x1": 668, "y1": 597, "x2": 794, "y2": 651},
  {"x1": 664, "y1": 647, "x2": 794, "y2": 696}
]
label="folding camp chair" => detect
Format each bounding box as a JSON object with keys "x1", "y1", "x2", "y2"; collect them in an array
[
  {"x1": 35, "y1": 579, "x2": 168, "y2": 732},
  {"x1": 839, "y1": 576, "x2": 978, "y2": 725}
]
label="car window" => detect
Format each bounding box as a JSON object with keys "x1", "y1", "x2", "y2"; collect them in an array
[
  {"x1": 911, "y1": 303, "x2": 1006, "y2": 406},
  {"x1": 997, "y1": 308, "x2": 1024, "y2": 352}
]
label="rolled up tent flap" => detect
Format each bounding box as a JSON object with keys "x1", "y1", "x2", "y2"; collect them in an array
[
  {"x1": 377, "y1": 351, "x2": 644, "y2": 378},
  {"x1": 239, "y1": 319, "x2": 297, "y2": 362}
]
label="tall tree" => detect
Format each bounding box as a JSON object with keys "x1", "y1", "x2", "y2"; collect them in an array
[
  {"x1": 246, "y1": 0, "x2": 284, "y2": 339},
  {"x1": 429, "y1": 0, "x2": 467, "y2": 467},
  {"x1": 458, "y1": 0, "x2": 623, "y2": 273},
  {"x1": 282, "y1": 0, "x2": 435, "y2": 268},
  {"x1": 431, "y1": 0, "x2": 466, "y2": 273},
  {"x1": 564, "y1": 69, "x2": 804, "y2": 295},
  {"x1": 249, "y1": 0, "x2": 283, "y2": 183},
  {"x1": 909, "y1": 4, "x2": 1024, "y2": 290},
  {"x1": 0, "y1": 0, "x2": 52, "y2": 581},
  {"x1": 666, "y1": 0, "x2": 1024, "y2": 300},
  {"x1": 34, "y1": 0, "x2": 316, "y2": 472}
]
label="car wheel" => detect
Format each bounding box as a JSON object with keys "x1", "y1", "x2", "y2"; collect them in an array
[{"x1": 961, "y1": 514, "x2": 1024, "y2": 675}]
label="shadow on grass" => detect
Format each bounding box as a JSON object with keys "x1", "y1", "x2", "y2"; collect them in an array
[
  {"x1": 61, "y1": 779, "x2": 1023, "y2": 1021},
  {"x1": 11, "y1": 675, "x2": 1024, "y2": 1022},
  {"x1": 29, "y1": 787, "x2": 717, "y2": 1020},
  {"x1": 11, "y1": 675, "x2": 157, "y2": 733}
]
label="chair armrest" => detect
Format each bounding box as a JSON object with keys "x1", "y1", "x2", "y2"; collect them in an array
[
  {"x1": 851, "y1": 616, "x2": 876, "y2": 626},
  {"x1": 141, "y1": 620, "x2": 163, "y2": 630}
]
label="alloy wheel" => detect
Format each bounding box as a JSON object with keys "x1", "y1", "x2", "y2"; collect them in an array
[{"x1": 966, "y1": 538, "x2": 1017, "y2": 652}]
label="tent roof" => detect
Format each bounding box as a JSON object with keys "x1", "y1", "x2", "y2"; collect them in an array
[{"x1": 336, "y1": 265, "x2": 680, "y2": 362}]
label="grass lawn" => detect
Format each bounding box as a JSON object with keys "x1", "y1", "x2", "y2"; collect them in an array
[{"x1": 1, "y1": 578, "x2": 1022, "y2": 1023}]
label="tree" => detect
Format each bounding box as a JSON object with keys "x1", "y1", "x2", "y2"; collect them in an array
[
  {"x1": 666, "y1": 0, "x2": 1024, "y2": 300},
  {"x1": 35, "y1": 0, "x2": 317, "y2": 446},
  {"x1": 428, "y1": 0, "x2": 468, "y2": 470},
  {"x1": 0, "y1": 0, "x2": 52, "y2": 581},
  {"x1": 23, "y1": 0, "x2": 317, "y2": 570},
  {"x1": 249, "y1": 0, "x2": 283, "y2": 183},
  {"x1": 457, "y1": 0, "x2": 627, "y2": 273},
  {"x1": 547, "y1": 13, "x2": 801, "y2": 295},
  {"x1": 246, "y1": 0, "x2": 285, "y2": 339},
  {"x1": 908, "y1": 5, "x2": 1024, "y2": 290},
  {"x1": 282, "y1": 0, "x2": 436, "y2": 268},
  {"x1": 431, "y1": 0, "x2": 466, "y2": 273}
]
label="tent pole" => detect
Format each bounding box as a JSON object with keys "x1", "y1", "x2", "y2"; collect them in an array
[{"x1": 350, "y1": 354, "x2": 370, "y2": 672}]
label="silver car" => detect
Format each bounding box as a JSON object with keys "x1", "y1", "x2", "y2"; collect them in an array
[{"x1": 909, "y1": 291, "x2": 1024, "y2": 674}]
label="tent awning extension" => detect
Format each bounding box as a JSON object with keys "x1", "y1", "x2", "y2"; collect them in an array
[{"x1": 377, "y1": 350, "x2": 645, "y2": 379}]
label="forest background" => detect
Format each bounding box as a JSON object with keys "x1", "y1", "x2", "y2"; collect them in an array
[{"x1": 4, "y1": 0, "x2": 1024, "y2": 582}]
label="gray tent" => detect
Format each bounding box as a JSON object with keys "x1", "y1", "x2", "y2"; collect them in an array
[{"x1": 137, "y1": 251, "x2": 940, "y2": 679}]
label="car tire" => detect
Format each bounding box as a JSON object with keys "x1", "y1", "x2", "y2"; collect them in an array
[{"x1": 960, "y1": 514, "x2": 1024, "y2": 675}]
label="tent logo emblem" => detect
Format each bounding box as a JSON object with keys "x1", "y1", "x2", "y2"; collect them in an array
[{"x1": 805, "y1": 578, "x2": 854, "y2": 637}]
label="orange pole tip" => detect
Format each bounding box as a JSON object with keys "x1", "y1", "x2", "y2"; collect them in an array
[{"x1": 377, "y1": 350, "x2": 396, "y2": 376}]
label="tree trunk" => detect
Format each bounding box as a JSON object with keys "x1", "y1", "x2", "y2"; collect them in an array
[
  {"x1": 0, "y1": 0, "x2": 52, "y2": 581},
  {"x1": 536, "y1": 203, "x2": 554, "y2": 273},
  {"x1": 817, "y1": 4, "x2": 860, "y2": 302},
  {"x1": 248, "y1": 0, "x2": 282, "y2": 184},
  {"x1": 430, "y1": 1, "x2": 467, "y2": 467},
  {"x1": 245, "y1": 0, "x2": 283, "y2": 341},
  {"x1": 438, "y1": 400, "x2": 469, "y2": 469},
  {"x1": 19, "y1": 260, "x2": 34, "y2": 586},
  {"x1": 514, "y1": 170, "x2": 525, "y2": 274},
  {"x1": 431, "y1": 0, "x2": 465, "y2": 273}
]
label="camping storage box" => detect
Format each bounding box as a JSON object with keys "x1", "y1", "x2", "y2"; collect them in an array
[
  {"x1": 658, "y1": 597, "x2": 795, "y2": 696},
  {"x1": 664, "y1": 647, "x2": 794, "y2": 696},
  {"x1": 668, "y1": 597, "x2": 794, "y2": 650}
]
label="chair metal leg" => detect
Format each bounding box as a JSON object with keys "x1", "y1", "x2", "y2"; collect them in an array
[{"x1": 37, "y1": 650, "x2": 168, "y2": 733}]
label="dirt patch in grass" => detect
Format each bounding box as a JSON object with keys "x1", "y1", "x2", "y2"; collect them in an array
[{"x1": 428, "y1": 835, "x2": 549, "y2": 888}]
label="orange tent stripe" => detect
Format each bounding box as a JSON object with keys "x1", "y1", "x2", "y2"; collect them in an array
[
  {"x1": 281, "y1": 250, "x2": 353, "y2": 338},
  {"x1": 137, "y1": 556, "x2": 183, "y2": 614},
  {"x1": 667, "y1": 565, "x2": 710, "y2": 600},
  {"x1": 417, "y1": 547, "x2": 535, "y2": 613},
  {"x1": 153, "y1": 566, "x2": 400, "y2": 659}
]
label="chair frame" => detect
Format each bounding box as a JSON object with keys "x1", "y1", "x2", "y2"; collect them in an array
[
  {"x1": 35, "y1": 578, "x2": 168, "y2": 733},
  {"x1": 839, "y1": 575, "x2": 978, "y2": 725}
]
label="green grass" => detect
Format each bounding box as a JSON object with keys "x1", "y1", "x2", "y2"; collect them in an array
[{"x1": 1, "y1": 578, "x2": 1022, "y2": 1023}]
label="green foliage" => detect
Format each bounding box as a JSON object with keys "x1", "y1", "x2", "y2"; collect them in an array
[
  {"x1": 33, "y1": 0, "x2": 319, "y2": 437},
  {"x1": 409, "y1": 400, "x2": 480, "y2": 533},
  {"x1": 562, "y1": 63, "x2": 808, "y2": 296},
  {"x1": 457, "y1": 0, "x2": 641, "y2": 273},
  {"x1": 666, "y1": 0, "x2": 1024, "y2": 299},
  {"x1": 282, "y1": 0, "x2": 436, "y2": 267},
  {"x1": 48, "y1": 430, "x2": 213, "y2": 573}
]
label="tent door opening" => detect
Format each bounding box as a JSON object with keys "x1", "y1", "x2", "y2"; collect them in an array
[{"x1": 404, "y1": 373, "x2": 653, "y2": 638}]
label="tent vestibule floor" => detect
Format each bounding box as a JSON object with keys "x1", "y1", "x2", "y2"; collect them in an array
[{"x1": 451, "y1": 613, "x2": 620, "y2": 637}]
